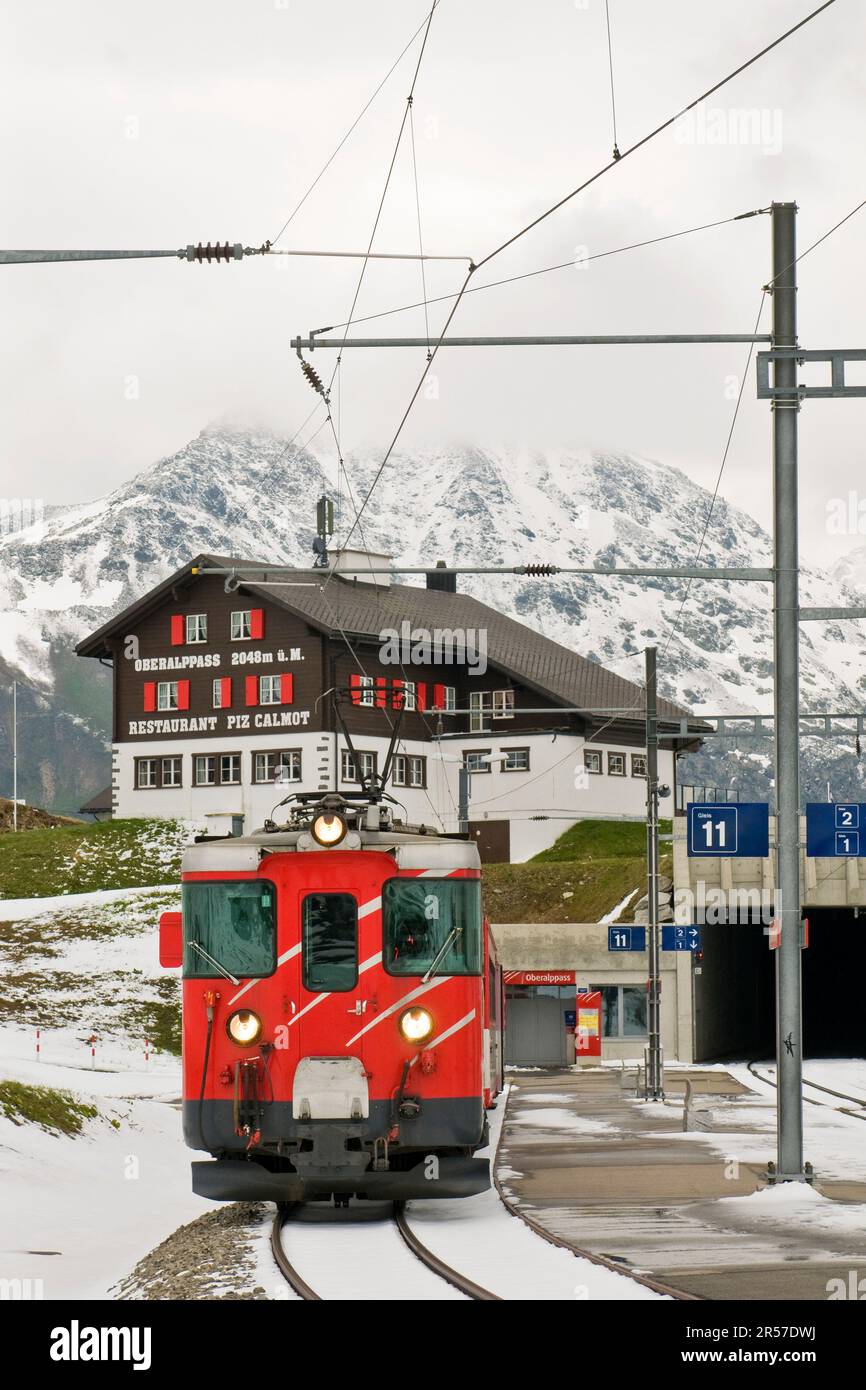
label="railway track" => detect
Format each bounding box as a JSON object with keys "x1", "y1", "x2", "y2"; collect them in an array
[
  {"x1": 747, "y1": 1060, "x2": 866, "y2": 1121},
  {"x1": 271, "y1": 1200, "x2": 501, "y2": 1301}
]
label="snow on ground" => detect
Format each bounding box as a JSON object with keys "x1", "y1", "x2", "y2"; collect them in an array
[
  {"x1": 392, "y1": 1092, "x2": 665, "y2": 1301},
  {"x1": 0, "y1": 1025, "x2": 208, "y2": 1300},
  {"x1": 598, "y1": 888, "x2": 639, "y2": 924},
  {"x1": 0, "y1": 883, "x2": 174, "y2": 922}
]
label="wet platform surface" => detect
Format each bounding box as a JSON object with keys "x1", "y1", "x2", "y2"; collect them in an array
[{"x1": 497, "y1": 1067, "x2": 866, "y2": 1300}]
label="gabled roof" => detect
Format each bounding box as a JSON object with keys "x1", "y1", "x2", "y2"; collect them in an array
[{"x1": 76, "y1": 553, "x2": 706, "y2": 734}]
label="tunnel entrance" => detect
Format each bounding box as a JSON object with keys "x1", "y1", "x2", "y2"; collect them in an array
[
  {"x1": 693, "y1": 909, "x2": 866, "y2": 1061},
  {"x1": 802, "y1": 909, "x2": 866, "y2": 1058}
]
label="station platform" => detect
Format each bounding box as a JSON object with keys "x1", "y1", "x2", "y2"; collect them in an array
[{"x1": 497, "y1": 1066, "x2": 866, "y2": 1300}]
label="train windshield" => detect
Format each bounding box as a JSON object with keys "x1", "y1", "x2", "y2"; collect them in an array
[
  {"x1": 383, "y1": 877, "x2": 482, "y2": 976},
  {"x1": 182, "y1": 881, "x2": 276, "y2": 979}
]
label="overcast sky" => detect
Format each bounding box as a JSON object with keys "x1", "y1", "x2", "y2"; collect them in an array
[{"x1": 1, "y1": 0, "x2": 864, "y2": 566}]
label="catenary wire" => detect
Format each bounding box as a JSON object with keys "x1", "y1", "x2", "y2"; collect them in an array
[
  {"x1": 336, "y1": 0, "x2": 837, "y2": 550},
  {"x1": 312, "y1": 211, "x2": 763, "y2": 335},
  {"x1": 270, "y1": 5, "x2": 439, "y2": 246}
]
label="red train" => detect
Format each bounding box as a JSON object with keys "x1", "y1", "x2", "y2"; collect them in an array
[{"x1": 159, "y1": 791, "x2": 504, "y2": 1202}]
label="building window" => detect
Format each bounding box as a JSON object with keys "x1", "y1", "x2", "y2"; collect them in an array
[
  {"x1": 464, "y1": 749, "x2": 491, "y2": 774},
  {"x1": 444, "y1": 686, "x2": 456, "y2": 712},
  {"x1": 357, "y1": 675, "x2": 374, "y2": 707},
  {"x1": 136, "y1": 758, "x2": 158, "y2": 789},
  {"x1": 161, "y1": 757, "x2": 182, "y2": 788},
  {"x1": 402, "y1": 681, "x2": 416, "y2": 712},
  {"x1": 583, "y1": 749, "x2": 602, "y2": 774},
  {"x1": 157, "y1": 681, "x2": 179, "y2": 711},
  {"x1": 259, "y1": 674, "x2": 281, "y2": 705},
  {"x1": 607, "y1": 752, "x2": 626, "y2": 777},
  {"x1": 502, "y1": 747, "x2": 529, "y2": 773},
  {"x1": 231, "y1": 610, "x2": 252, "y2": 641},
  {"x1": 186, "y1": 614, "x2": 207, "y2": 644},
  {"x1": 341, "y1": 749, "x2": 376, "y2": 783},
  {"x1": 253, "y1": 750, "x2": 302, "y2": 784},
  {"x1": 631, "y1": 753, "x2": 647, "y2": 778},
  {"x1": 408, "y1": 755, "x2": 426, "y2": 788},
  {"x1": 590, "y1": 984, "x2": 647, "y2": 1039},
  {"x1": 212, "y1": 678, "x2": 232, "y2": 709},
  {"x1": 469, "y1": 691, "x2": 490, "y2": 733},
  {"x1": 220, "y1": 754, "x2": 241, "y2": 785},
  {"x1": 194, "y1": 755, "x2": 217, "y2": 786},
  {"x1": 492, "y1": 689, "x2": 515, "y2": 719},
  {"x1": 392, "y1": 755, "x2": 406, "y2": 787}
]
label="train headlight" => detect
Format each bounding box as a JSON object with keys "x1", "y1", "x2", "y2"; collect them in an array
[
  {"x1": 226, "y1": 1010, "x2": 262, "y2": 1046},
  {"x1": 311, "y1": 811, "x2": 347, "y2": 847},
  {"x1": 398, "y1": 1006, "x2": 434, "y2": 1045}
]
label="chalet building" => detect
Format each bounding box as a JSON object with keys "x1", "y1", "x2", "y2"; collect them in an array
[{"x1": 76, "y1": 549, "x2": 704, "y2": 861}]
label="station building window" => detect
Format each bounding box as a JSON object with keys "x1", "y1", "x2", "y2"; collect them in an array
[
  {"x1": 136, "y1": 756, "x2": 181, "y2": 789},
  {"x1": 502, "y1": 747, "x2": 529, "y2": 772},
  {"x1": 186, "y1": 614, "x2": 207, "y2": 644},
  {"x1": 631, "y1": 753, "x2": 647, "y2": 778},
  {"x1": 254, "y1": 750, "x2": 301, "y2": 784},
  {"x1": 492, "y1": 689, "x2": 515, "y2": 719},
  {"x1": 583, "y1": 749, "x2": 602, "y2": 774},
  {"x1": 463, "y1": 749, "x2": 491, "y2": 774},
  {"x1": 341, "y1": 749, "x2": 376, "y2": 783},
  {"x1": 590, "y1": 983, "x2": 647, "y2": 1039},
  {"x1": 607, "y1": 752, "x2": 626, "y2": 777}
]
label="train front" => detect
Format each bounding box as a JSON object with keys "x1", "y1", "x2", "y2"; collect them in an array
[{"x1": 159, "y1": 795, "x2": 492, "y2": 1202}]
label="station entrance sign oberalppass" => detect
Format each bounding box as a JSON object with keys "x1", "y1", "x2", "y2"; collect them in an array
[
  {"x1": 687, "y1": 802, "x2": 770, "y2": 858},
  {"x1": 806, "y1": 803, "x2": 866, "y2": 857}
]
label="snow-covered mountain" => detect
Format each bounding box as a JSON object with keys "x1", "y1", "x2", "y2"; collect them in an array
[{"x1": 2, "y1": 425, "x2": 866, "y2": 812}]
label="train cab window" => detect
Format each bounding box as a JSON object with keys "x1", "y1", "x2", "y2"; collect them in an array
[
  {"x1": 383, "y1": 878, "x2": 482, "y2": 976},
  {"x1": 302, "y1": 893, "x2": 358, "y2": 992},
  {"x1": 182, "y1": 881, "x2": 276, "y2": 979}
]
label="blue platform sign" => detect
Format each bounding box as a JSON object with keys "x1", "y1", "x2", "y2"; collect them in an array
[
  {"x1": 687, "y1": 802, "x2": 769, "y2": 858},
  {"x1": 608, "y1": 925, "x2": 647, "y2": 952},
  {"x1": 806, "y1": 803, "x2": 866, "y2": 857},
  {"x1": 662, "y1": 925, "x2": 702, "y2": 952}
]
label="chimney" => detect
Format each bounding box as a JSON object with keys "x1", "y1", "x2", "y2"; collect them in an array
[{"x1": 425, "y1": 559, "x2": 456, "y2": 593}]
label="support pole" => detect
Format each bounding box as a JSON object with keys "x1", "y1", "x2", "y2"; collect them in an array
[
  {"x1": 12, "y1": 680, "x2": 17, "y2": 834},
  {"x1": 771, "y1": 201, "x2": 804, "y2": 1180},
  {"x1": 458, "y1": 764, "x2": 470, "y2": 836},
  {"x1": 645, "y1": 647, "x2": 663, "y2": 1100}
]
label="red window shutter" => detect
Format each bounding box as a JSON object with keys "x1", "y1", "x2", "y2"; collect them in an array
[
  {"x1": 250, "y1": 608, "x2": 264, "y2": 640},
  {"x1": 245, "y1": 675, "x2": 259, "y2": 707},
  {"x1": 392, "y1": 679, "x2": 404, "y2": 710},
  {"x1": 220, "y1": 677, "x2": 232, "y2": 707},
  {"x1": 177, "y1": 680, "x2": 190, "y2": 711},
  {"x1": 170, "y1": 614, "x2": 184, "y2": 646},
  {"x1": 417, "y1": 682, "x2": 427, "y2": 712},
  {"x1": 349, "y1": 673, "x2": 362, "y2": 706},
  {"x1": 143, "y1": 682, "x2": 156, "y2": 712},
  {"x1": 280, "y1": 673, "x2": 294, "y2": 705},
  {"x1": 375, "y1": 677, "x2": 387, "y2": 708},
  {"x1": 433, "y1": 683, "x2": 446, "y2": 710}
]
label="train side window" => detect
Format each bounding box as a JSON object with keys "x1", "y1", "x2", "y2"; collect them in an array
[
  {"x1": 182, "y1": 881, "x2": 276, "y2": 979},
  {"x1": 383, "y1": 878, "x2": 482, "y2": 976},
  {"x1": 302, "y1": 893, "x2": 358, "y2": 992}
]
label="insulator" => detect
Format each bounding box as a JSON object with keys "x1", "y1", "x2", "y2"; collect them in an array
[
  {"x1": 299, "y1": 356, "x2": 327, "y2": 397},
  {"x1": 521, "y1": 563, "x2": 556, "y2": 577},
  {"x1": 185, "y1": 242, "x2": 242, "y2": 263}
]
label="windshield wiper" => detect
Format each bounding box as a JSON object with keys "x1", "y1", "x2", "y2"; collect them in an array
[
  {"x1": 190, "y1": 940, "x2": 240, "y2": 985},
  {"x1": 422, "y1": 926, "x2": 462, "y2": 983}
]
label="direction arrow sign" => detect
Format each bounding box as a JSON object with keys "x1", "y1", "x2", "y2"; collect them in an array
[
  {"x1": 662, "y1": 925, "x2": 702, "y2": 951},
  {"x1": 806, "y1": 803, "x2": 866, "y2": 856},
  {"x1": 687, "y1": 802, "x2": 769, "y2": 857}
]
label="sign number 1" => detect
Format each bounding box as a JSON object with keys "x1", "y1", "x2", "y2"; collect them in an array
[{"x1": 703, "y1": 818, "x2": 726, "y2": 848}]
